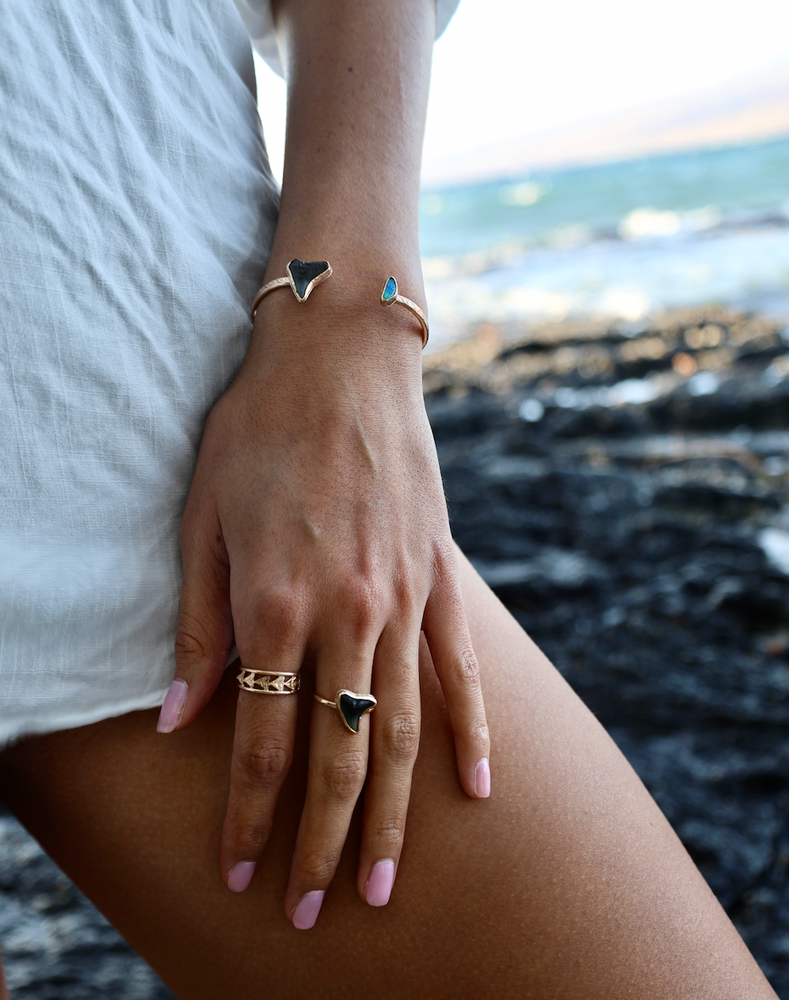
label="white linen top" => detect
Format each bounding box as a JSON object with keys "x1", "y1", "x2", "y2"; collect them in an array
[
  {"x1": 234, "y1": 0, "x2": 460, "y2": 77},
  {"x1": 0, "y1": 0, "x2": 458, "y2": 747}
]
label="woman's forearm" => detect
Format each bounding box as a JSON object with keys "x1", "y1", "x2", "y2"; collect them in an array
[{"x1": 267, "y1": 0, "x2": 434, "y2": 317}]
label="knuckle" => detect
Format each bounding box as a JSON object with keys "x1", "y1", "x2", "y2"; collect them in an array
[
  {"x1": 431, "y1": 534, "x2": 458, "y2": 577},
  {"x1": 229, "y1": 817, "x2": 273, "y2": 859},
  {"x1": 392, "y1": 569, "x2": 423, "y2": 618},
  {"x1": 299, "y1": 850, "x2": 341, "y2": 888},
  {"x1": 174, "y1": 612, "x2": 213, "y2": 669},
  {"x1": 318, "y1": 751, "x2": 368, "y2": 802},
  {"x1": 263, "y1": 588, "x2": 300, "y2": 628},
  {"x1": 453, "y1": 647, "x2": 481, "y2": 686},
  {"x1": 470, "y1": 721, "x2": 490, "y2": 752},
  {"x1": 369, "y1": 818, "x2": 406, "y2": 847},
  {"x1": 237, "y1": 742, "x2": 293, "y2": 789},
  {"x1": 249, "y1": 586, "x2": 305, "y2": 637},
  {"x1": 341, "y1": 576, "x2": 388, "y2": 636},
  {"x1": 380, "y1": 711, "x2": 420, "y2": 762}
]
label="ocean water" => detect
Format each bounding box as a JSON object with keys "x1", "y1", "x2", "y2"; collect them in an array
[{"x1": 420, "y1": 135, "x2": 789, "y2": 349}]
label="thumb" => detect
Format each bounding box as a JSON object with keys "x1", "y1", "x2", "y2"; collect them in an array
[{"x1": 157, "y1": 506, "x2": 233, "y2": 733}]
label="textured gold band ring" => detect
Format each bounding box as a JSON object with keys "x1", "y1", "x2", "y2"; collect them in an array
[
  {"x1": 314, "y1": 690, "x2": 377, "y2": 734},
  {"x1": 380, "y1": 276, "x2": 429, "y2": 348},
  {"x1": 237, "y1": 668, "x2": 301, "y2": 695}
]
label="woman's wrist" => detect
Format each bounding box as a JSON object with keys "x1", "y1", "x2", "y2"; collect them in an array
[
  {"x1": 240, "y1": 281, "x2": 426, "y2": 397},
  {"x1": 248, "y1": 240, "x2": 427, "y2": 372},
  {"x1": 259, "y1": 0, "x2": 431, "y2": 372}
]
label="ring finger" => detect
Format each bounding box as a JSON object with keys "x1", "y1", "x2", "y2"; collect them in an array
[{"x1": 284, "y1": 645, "x2": 377, "y2": 929}]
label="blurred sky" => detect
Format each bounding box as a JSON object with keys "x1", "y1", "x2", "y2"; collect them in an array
[{"x1": 254, "y1": 0, "x2": 789, "y2": 187}]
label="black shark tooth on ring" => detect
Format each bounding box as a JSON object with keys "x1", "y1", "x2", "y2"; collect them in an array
[
  {"x1": 314, "y1": 689, "x2": 377, "y2": 733},
  {"x1": 336, "y1": 691, "x2": 377, "y2": 733}
]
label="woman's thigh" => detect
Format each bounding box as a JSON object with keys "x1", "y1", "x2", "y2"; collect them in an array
[{"x1": 0, "y1": 552, "x2": 774, "y2": 999}]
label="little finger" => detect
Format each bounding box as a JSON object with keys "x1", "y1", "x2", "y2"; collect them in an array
[{"x1": 422, "y1": 549, "x2": 491, "y2": 800}]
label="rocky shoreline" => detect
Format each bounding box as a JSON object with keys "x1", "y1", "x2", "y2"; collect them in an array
[
  {"x1": 3, "y1": 305, "x2": 789, "y2": 996},
  {"x1": 427, "y1": 305, "x2": 789, "y2": 992}
]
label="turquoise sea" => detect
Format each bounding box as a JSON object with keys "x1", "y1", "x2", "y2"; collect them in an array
[{"x1": 420, "y1": 135, "x2": 789, "y2": 349}]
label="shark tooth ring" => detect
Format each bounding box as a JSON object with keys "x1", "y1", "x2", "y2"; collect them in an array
[
  {"x1": 380, "y1": 276, "x2": 429, "y2": 348},
  {"x1": 250, "y1": 258, "x2": 333, "y2": 318},
  {"x1": 314, "y1": 690, "x2": 377, "y2": 734}
]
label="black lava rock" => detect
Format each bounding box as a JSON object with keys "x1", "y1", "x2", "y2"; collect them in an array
[{"x1": 425, "y1": 307, "x2": 789, "y2": 993}]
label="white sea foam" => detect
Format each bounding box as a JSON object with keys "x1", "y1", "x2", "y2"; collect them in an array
[
  {"x1": 499, "y1": 180, "x2": 551, "y2": 207},
  {"x1": 423, "y1": 224, "x2": 789, "y2": 348},
  {"x1": 544, "y1": 223, "x2": 594, "y2": 249},
  {"x1": 618, "y1": 205, "x2": 721, "y2": 240}
]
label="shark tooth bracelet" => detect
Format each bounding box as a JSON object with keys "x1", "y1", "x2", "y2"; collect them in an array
[{"x1": 250, "y1": 258, "x2": 429, "y2": 348}]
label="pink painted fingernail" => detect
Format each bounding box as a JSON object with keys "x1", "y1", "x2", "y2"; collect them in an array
[
  {"x1": 291, "y1": 890, "x2": 325, "y2": 930},
  {"x1": 227, "y1": 861, "x2": 256, "y2": 893},
  {"x1": 157, "y1": 678, "x2": 188, "y2": 733},
  {"x1": 365, "y1": 859, "x2": 395, "y2": 907},
  {"x1": 475, "y1": 758, "x2": 491, "y2": 798}
]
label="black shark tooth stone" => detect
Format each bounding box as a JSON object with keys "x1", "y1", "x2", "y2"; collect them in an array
[
  {"x1": 288, "y1": 258, "x2": 330, "y2": 300},
  {"x1": 338, "y1": 692, "x2": 376, "y2": 733}
]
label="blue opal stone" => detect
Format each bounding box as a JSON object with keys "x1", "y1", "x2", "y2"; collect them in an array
[{"x1": 382, "y1": 276, "x2": 397, "y2": 302}]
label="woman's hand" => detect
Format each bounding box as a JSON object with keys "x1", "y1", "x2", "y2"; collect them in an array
[
  {"x1": 161, "y1": 290, "x2": 490, "y2": 926},
  {"x1": 157, "y1": 0, "x2": 484, "y2": 928}
]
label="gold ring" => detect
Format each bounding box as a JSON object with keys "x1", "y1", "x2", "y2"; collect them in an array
[
  {"x1": 314, "y1": 690, "x2": 377, "y2": 733},
  {"x1": 251, "y1": 258, "x2": 332, "y2": 317},
  {"x1": 237, "y1": 668, "x2": 301, "y2": 695},
  {"x1": 380, "y1": 276, "x2": 429, "y2": 348}
]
